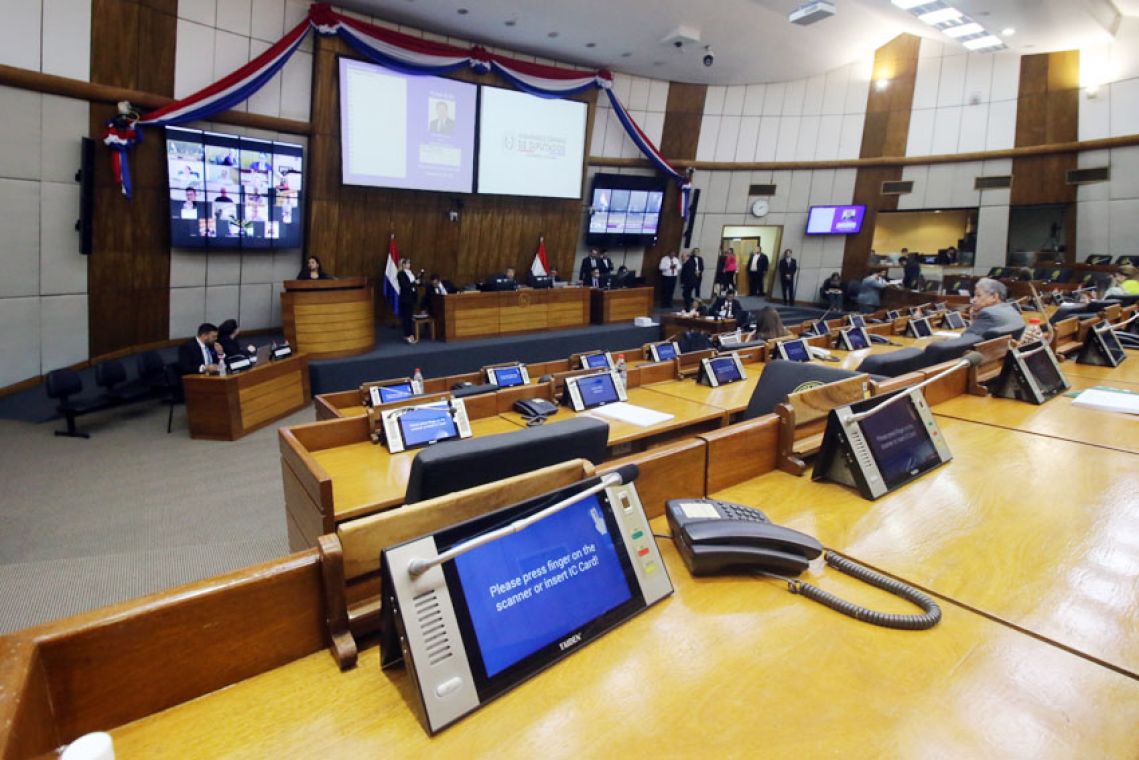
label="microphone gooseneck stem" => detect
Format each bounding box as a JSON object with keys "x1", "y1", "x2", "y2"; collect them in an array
[
  {"x1": 407, "y1": 470, "x2": 628, "y2": 577},
  {"x1": 849, "y1": 357, "x2": 972, "y2": 423}
]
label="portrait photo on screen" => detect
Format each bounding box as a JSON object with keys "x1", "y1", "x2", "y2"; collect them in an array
[
  {"x1": 165, "y1": 126, "x2": 304, "y2": 250},
  {"x1": 477, "y1": 86, "x2": 588, "y2": 198},
  {"x1": 339, "y1": 58, "x2": 477, "y2": 193}
]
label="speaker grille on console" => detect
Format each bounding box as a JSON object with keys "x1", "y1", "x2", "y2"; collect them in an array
[
  {"x1": 975, "y1": 175, "x2": 1012, "y2": 190},
  {"x1": 1066, "y1": 167, "x2": 1110, "y2": 185},
  {"x1": 414, "y1": 590, "x2": 453, "y2": 665},
  {"x1": 748, "y1": 184, "x2": 777, "y2": 196},
  {"x1": 880, "y1": 180, "x2": 913, "y2": 195}
]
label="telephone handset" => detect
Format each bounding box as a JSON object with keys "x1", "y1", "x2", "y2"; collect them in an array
[
  {"x1": 513, "y1": 397, "x2": 558, "y2": 426},
  {"x1": 666, "y1": 499, "x2": 942, "y2": 630}
]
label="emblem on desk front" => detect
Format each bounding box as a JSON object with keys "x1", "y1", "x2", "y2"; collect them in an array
[{"x1": 518, "y1": 292, "x2": 532, "y2": 307}]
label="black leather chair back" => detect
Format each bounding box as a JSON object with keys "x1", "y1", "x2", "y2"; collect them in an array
[
  {"x1": 921, "y1": 334, "x2": 982, "y2": 365},
  {"x1": 743, "y1": 361, "x2": 864, "y2": 420},
  {"x1": 45, "y1": 369, "x2": 82, "y2": 401},
  {"x1": 405, "y1": 417, "x2": 610, "y2": 503},
  {"x1": 451, "y1": 383, "x2": 499, "y2": 398},
  {"x1": 95, "y1": 359, "x2": 127, "y2": 390},
  {"x1": 136, "y1": 351, "x2": 165, "y2": 382},
  {"x1": 855, "y1": 347, "x2": 927, "y2": 378}
]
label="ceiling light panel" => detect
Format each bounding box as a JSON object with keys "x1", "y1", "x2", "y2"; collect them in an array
[
  {"x1": 918, "y1": 7, "x2": 963, "y2": 25},
  {"x1": 890, "y1": 0, "x2": 928, "y2": 9},
  {"x1": 943, "y1": 22, "x2": 984, "y2": 38},
  {"x1": 963, "y1": 35, "x2": 1004, "y2": 50}
]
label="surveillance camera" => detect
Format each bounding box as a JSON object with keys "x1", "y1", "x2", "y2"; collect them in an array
[
  {"x1": 703, "y1": 48, "x2": 714, "y2": 67},
  {"x1": 673, "y1": 40, "x2": 684, "y2": 49}
]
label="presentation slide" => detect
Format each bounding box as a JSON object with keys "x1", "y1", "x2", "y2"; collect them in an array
[
  {"x1": 339, "y1": 58, "x2": 476, "y2": 192},
  {"x1": 477, "y1": 86, "x2": 588, "y2": 198},
  {"x1": 453, "y1": 494, "x2": 633, "y2": 678}
]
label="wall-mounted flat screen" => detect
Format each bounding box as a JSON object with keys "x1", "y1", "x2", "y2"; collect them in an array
[
  {"x1": 166, "y1": 127, "x2": 303, "y2": 249},
  {"x1": 586, "y1": 174, "x2": 667, "y2": 245},
  {"x1": 339, "y1": 58, "x2": 477, "y2": 193},
  {"x1": 477, "y1": 86, "x2": 588, "y2": 198},
  {"x1": 806, "y1": 205, "x2": 865, "y2": 235}
]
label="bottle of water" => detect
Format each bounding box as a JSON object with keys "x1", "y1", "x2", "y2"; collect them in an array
[
  {"x1": 616, "y1": 354, "x2": 627, "y2": 389},
  {"x1": 412, "y1": 367, "x2": 424, "y2": 395},
  {"x1": 1020, "y1": 317, "x2": 1044, "y2": 347}
]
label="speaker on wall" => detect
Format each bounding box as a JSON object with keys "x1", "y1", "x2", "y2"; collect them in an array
[{"x1": 76, "y1": 137, "x2": 94, "y2": 256}]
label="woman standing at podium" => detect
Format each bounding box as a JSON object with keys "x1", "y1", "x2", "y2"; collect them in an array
[
  {"x1": 397, "y1": 258, "x2": 421, "y2": 344},
  {"x1": 297, "y1": 256, "x2": 332, "y2": 280}
]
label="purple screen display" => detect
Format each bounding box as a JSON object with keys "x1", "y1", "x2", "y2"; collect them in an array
[
  {"x1": 806, "y1": 205, "x2": 866, "y2": 235},
  {"x1": 340, "y1": 58, "x2": 477, "y2": 193}
]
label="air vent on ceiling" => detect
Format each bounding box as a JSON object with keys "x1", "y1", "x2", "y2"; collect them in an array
[
  {"x1": 975, "y1": 175, "x2": 1012, "y2": 190},
  {"x1": 1066, "y1": 167, "x2": 1110, "y2": 185},
  {"x1": 749, "y1": 184, "x2": 776, "y2": 196},
  {"x1": 881, "y1": 180, "x2": 913, "y2": 195}
]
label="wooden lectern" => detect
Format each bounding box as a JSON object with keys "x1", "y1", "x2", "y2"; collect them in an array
[{"x1": 281, "y1": 277, "x2": 375, "y2": 359}]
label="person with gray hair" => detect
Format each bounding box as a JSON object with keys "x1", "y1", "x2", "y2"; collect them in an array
[{"x1": 964, "y1": 277, "x2": 1024, "y2": 337}]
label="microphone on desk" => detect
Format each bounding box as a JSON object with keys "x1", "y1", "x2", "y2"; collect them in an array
[
  {"x1": 406, "y1": 464, "x2": 641, "y2": 578},
  {"x1": 849, "y1": 352, "x2": 983, "y2": 423}
]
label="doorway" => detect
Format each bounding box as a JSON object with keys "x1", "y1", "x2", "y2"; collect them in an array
[{"x1": 720, "y1": 225, "x2": 784, "y2": 297}]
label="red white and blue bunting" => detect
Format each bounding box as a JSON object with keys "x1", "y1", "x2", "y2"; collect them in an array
[{"x1": 115, "y1": 2, "x2": 689, "y2": 213}]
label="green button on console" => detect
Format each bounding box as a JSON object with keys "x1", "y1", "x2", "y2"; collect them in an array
[{"x1": 631, "y1": 529, "x2": 644, "y2": 540}]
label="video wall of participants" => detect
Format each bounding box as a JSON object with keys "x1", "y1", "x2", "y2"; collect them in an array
[
  {"x1": 166, "y1": 127, "x2": 303, "y2": 249},
  {"x1": 338, "y1": 58, "x2": 589, "y2": 199},
  {"x1": 586, "y1": 174, "x2": 667, "y2": 245}
]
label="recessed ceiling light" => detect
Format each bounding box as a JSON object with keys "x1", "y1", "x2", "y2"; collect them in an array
[
  {"x1": 918, "y1": 7, "x2": 963, "y2": 25},
  {"x1": 585, "y1": 42, "x2": 596, "y2": 48},
  {"x1": 457, "y1": 7, "x2": 468, "y2": 14},
  {"x1": 890, "y1": 0, "x2": 926, "y2": 9},
  {"x1": 547, "y1": 31, "x2": 558, "y2": 38},
  {"x1": 1001, "y1": 27, "x2": 1016, "y2": 37},
  {"x1": 875, "y1": 78, "x2": 889, "y2": 91},
  {"x1": 504, "y1": 19, "x2": 516, "y2": 26},
  {"x1": 962, "y1": 34, "x2": 1003, "y2": 50},
  {"x1": 943, "y1": 22, "x2": 984, "y2": 38}
]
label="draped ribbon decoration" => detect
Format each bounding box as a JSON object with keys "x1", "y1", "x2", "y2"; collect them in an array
[
  {"x1": 102, "y1": 118, "x2": 140, "y2": 197},
  {"x1": 119, "y1": 2, "x2": 686, "y2": 211}
]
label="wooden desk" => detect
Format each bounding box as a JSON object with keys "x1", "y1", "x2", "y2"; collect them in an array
[
  {"x1": 433, "y1": 288, "x2": 589, "y2": 341},
  {"x1": 590, "y1": 286, "x2": 653, "y2": 323},
  {"x1": 182, "y1": 355, "x2": 310, "y2": 441},
  {"x1": 306, "y1": 417, "x2": 523, "y2": 525},
  {"x1": 934, "y1": 374, "x2": 1139, "y2": 454},
  {"x1": 660, "y1": 314, "x2": 735, "y2": 340},
  {"x1": 281, "y1": 278, "x2": 375, "y2": 359},
  {"x1": 1059, "y1": 349, "x2": 1139, "y2": 384},
  {"x1": 99, "y1": 518, "x2": 1139, "y2": 758},
  {"x1": 641, "y1": 372, "x2": 762, "y2": 415},
  {"x1": 711, "y1": 417, "x2": 1139, "y2": 677},
  {"x1": 498, "y1": 387, "x2": 727, "y2": 450}
]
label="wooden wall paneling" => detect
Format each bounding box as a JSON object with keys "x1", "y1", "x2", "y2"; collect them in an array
[
  {"x1": 842, "y1": 34, "x2": 920, "y2": 281},
  {"x1": 87, "y1": 0, "x2": 177, "y2": 357},
  {"x1": 1012, "y1": 51, "x2": 1079, "y2": 209},
  {"x1": 644, "y1": 83, "x2": 707, "y2": 277}
]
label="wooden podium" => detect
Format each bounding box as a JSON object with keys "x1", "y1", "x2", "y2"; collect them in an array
[
  {"x1": 281, "y1": 278, "x2": 374, "y2": 359},
  {"x1": 183, "y1": 354, "x2": 311, "y2": 441}
]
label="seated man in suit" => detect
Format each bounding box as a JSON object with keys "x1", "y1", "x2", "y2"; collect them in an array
[
  {"x1": 586, "y1": 267, "x2": 610, "y2": 289},
  {"x1": 708, "y1": 288, "x2": 744, "y2": 321},
  {"x1": 964, "y1": 277, "x2": 1024, "y2": 337},
  {"x1": 177, "y1": 323, "x2": 221, "y2": 375},
  {"x1": 421, "y1": 273, "x2": 456, "y2": 315}
]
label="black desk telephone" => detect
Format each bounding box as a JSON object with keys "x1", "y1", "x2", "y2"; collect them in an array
[
  {"x1": 513, "y1": 397, "x2": 558, "y2": 425},
  {"x1": 666, "y1": 499, "x2": 942, "y2": 630}
]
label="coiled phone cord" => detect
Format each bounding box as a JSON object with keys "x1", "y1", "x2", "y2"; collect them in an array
[{"x1": 764, "y1": 551, "x2": 942, "y2": 630}]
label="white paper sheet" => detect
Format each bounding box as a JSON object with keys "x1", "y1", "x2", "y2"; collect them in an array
[
  {"x1": 1072, "y1": 388, "x2": 1139, "y2": 415},
  {"x1": 590, "y1": 402, "x2": 674, "y2": 427}
]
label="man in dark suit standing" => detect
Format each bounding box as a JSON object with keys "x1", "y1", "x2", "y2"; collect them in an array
[
  {"x1": 680, "y1": 248, "x2": 705, "y2": 310},
  {"x1": 178, "y1": 323, "x2": 220, "y2": 375},
  {"x1": 598, "y1": 250, "x2": 614, "y2": 275},
  {"x1": 902, "y1": 249, "x2": 921, "y2": 289},
  {"x1": 579, "y1": 248, "x2": 603, "y2": 282},
  {"x1": 746, "y1": 247, "x2": 769, "y2": 297},
  {"x1": 777, "y1": 249, "x2": 798, "y2": 306},
  {"x1": 709, "y1": 288, "x2": 744, "y2": 321}
]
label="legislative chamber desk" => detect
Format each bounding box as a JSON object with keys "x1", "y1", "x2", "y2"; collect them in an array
[
  {"x1": 433, "y1": 287, "x2": 589, "y2": 341},
  {"x1": 590, "y1": 286, "x2": 653, "y2": 323},
  {"x1": 660, "y1": 313, "x2": 735, "y2": 339},
  {"x1": 281, "y1": 278, "x2": 375, "y2": 359},
  {"x1": 182, "y1": 354, "x2": 310, "y2": 441}
]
